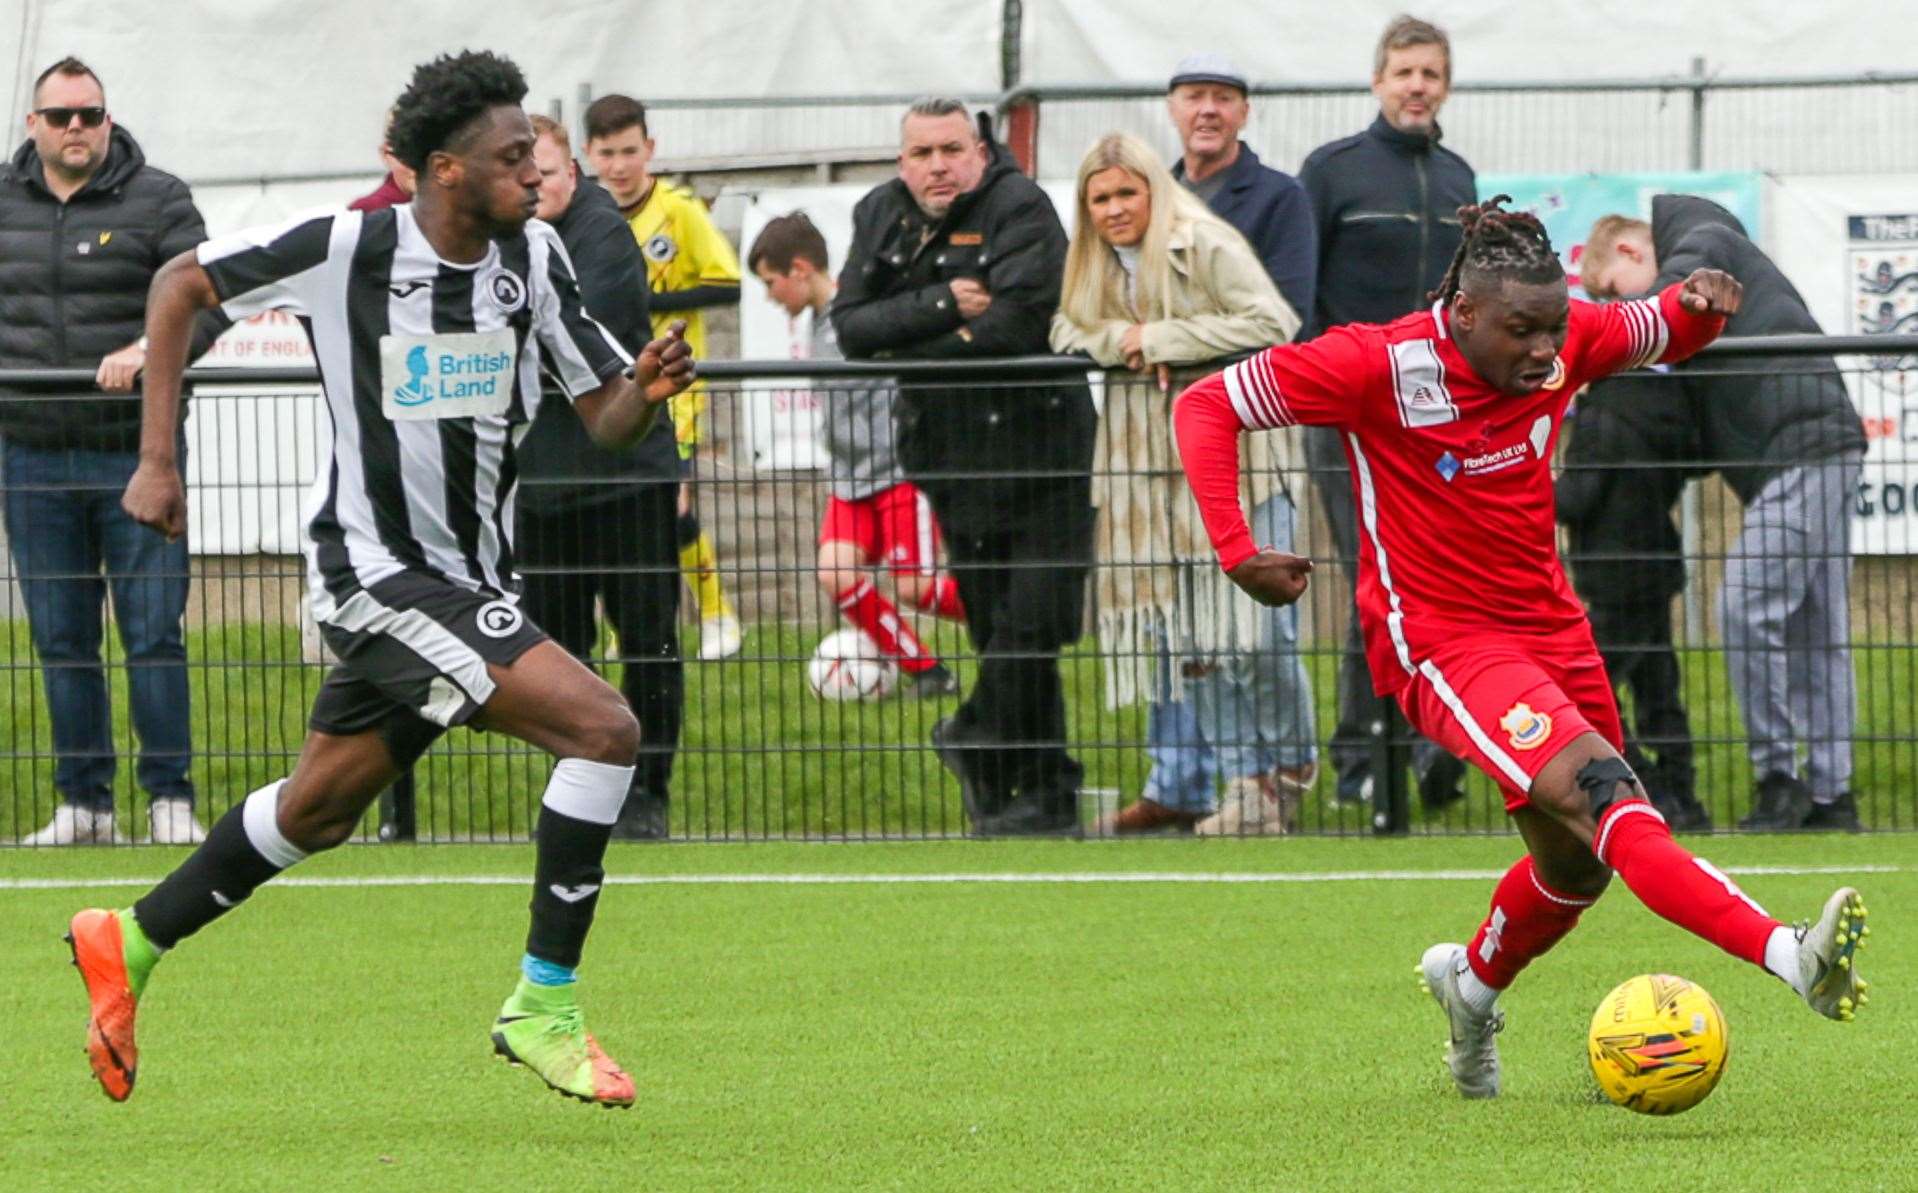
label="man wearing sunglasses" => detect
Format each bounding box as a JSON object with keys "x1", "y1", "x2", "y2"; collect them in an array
[{"x1": 1, "y1": 56, "x2": 224, "y2": 846}]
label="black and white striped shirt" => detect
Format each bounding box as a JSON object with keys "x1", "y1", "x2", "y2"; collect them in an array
[{"x1": 197, "y1": 204, "x2": 630, "y2": 619}]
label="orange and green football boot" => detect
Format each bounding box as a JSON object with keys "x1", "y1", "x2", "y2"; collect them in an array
[
  {"x1": 65, "y1": 908, "x2": 160, "y2": 1102},
  {"x1": 490, "y1": 977, "x2": 635, "y2": 1108}
]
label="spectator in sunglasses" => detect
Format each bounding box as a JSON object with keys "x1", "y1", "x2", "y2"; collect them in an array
[{"x1": 1, "y1": 56, "x2": 225, "y2": 846}]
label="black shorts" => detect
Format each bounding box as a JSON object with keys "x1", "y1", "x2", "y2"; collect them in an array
[{"x1": 309, "y1": 571, "x2": 548, "y2": 742}]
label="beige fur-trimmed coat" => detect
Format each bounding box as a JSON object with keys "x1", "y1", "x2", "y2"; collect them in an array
[{"x1": 1050, "y1": 218, "x2": 1305, "y2": 708}]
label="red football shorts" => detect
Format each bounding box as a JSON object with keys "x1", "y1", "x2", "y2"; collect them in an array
[
  {"x1": 818, "y1": 482, "x2": 940, "y2": 576},
  {"x1": 1398, "y1": 626, "x2": 1624, "y2": 812}
]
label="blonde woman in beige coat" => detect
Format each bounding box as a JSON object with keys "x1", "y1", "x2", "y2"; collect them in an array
[{"x1": 1050, "y1": 132, "x2": 1317, "y2": 836}]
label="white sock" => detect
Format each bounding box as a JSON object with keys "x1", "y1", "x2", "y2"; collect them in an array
[
  {"x1": 1454, "y1": 957, "x2": 1502, "y2": 1014},
  {"x1": 1763, "y1": 925, "x2": 1803, "y2": 994},
  {"x1": 542, "y1": 758, "x2": 636, "y2": 825}
]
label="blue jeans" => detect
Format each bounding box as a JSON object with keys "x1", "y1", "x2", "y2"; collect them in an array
[
  {"x1": 3, "y1": 439, "x2": 194, "y2": 810},
  {"x1": 1143, "y1": 492, "x2": 1318, "y2": 813}
]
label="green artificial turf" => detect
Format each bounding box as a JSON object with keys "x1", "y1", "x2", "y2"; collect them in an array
[{"x1": 2, "y1": 835, "x2": 1907, "y2": 1192}]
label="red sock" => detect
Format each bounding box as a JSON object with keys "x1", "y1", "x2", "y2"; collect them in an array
[
  {"x1": 1466, "y1": 855, "x2": 1596, "y2": 990},
  {"x1": 838, "y1": 580, "x2": 936, "y2": 673},
  {"x1": 915, "y1": 574, "x2": 965, "y2": 622},
  {"x1": 1595, "y1": 800, "x2": 1781, "y2": 965}
]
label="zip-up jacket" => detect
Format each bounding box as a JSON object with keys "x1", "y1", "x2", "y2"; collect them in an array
[
  {"x1": 0, "y1": 125, "x2": 224, "y2": 451},
  {"x1": 1298, "y1": 114, "x2": 1476, "y2": 336}
]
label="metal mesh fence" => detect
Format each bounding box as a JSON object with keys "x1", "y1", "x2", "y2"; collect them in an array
[{"x1": 0, "y1": 342, "x2": 1910, "y2": 845}]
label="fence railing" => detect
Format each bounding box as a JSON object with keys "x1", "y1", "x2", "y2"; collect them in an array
[{"x1": 1, "y1": 334, "x2": 1913, "y2": 844}]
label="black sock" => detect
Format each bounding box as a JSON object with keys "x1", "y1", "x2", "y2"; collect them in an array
[
  {"x1": 525, "y1": 805, "x2": 613, "y2": 969},
  {"x1": 132, "y1": 781, "x2": 306, "y2": 949}
]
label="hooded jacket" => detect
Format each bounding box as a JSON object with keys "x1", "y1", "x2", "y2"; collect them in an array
[
  {"x1": 0, "y1": 124, "x2": 223, "y2": 451},
  {"x1": 1298, "y1": 114, "x2": 1476, "y2": 336},
  {"x1": 831, "y1": 125, "x2": 1094, "y2": 531},
  {"x1": 1555, "y1": 373, "x2": 1693, "y2": 604},
  {"x1": 1648, "y1": 194, "x2": 1865, "y2": 502}
]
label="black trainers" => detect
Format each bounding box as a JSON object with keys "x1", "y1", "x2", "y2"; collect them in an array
[
  {"x1": 1738, "y1": 771, "x2": 1812, "y2": 832},
  {"x1": 906, "y1": 663, "x2": 961, "y2": 699},
  {"x1": 1417, "y1": 753, "x2": 1468, "y2": 811},
  {"x1": 610, "y1": 791, "x2": 669, "y2": 842},
  {"x1": 1651, "y1": 791, "x2": 1713, "y2": 833},
  {"x1": 932, "y1": 717, "x2": 1005, "y2": 825},
  {"x1": 973, "y1": 788, "x2": 1080, "y2": 838},
  {"x1": 1801, "y1": 792, "x2": 1862, "y2": 833}
]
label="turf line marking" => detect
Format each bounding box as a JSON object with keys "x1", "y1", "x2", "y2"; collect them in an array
[{"x1": 0, "y1": 863, "x2": 1902, "y2": 892}]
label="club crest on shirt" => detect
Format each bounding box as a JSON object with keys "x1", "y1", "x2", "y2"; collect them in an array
[
  {"x1": 1499, "y1": 701, "x2": 1553, "y2": 751},
  {"x1": 475, "y1": 600, "x2": 524, "y2": 639},
  {"x1": 485, "y1": 268, "x2": 526, "y2": 314},
  {"x1": 1540, "y1": 356, "x2": 1567, "y2": 390},
  {"x1": 643, "y1": 233, "x2": 678, "y2": 263}
]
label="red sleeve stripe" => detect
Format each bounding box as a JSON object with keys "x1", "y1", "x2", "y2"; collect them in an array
[
  {"x1": 1621, "y1": 297, "x2": 1670, "y2": 368},
  {"x1": 1222, "y1": 354, "x2": 1292, "y2": 429}
]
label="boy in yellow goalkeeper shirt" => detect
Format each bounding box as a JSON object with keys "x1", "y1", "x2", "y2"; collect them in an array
[{"x1": 586, "y1": 94, "x2": 744, "y2": 659}]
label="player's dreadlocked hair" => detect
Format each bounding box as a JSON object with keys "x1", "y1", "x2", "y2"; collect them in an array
[
  {"x1": 1427, "y1": 194, "x2": 1562, "y2": 306},
  {"x1": 386, "y1": 50, "x2": 529, "y2": 172}
]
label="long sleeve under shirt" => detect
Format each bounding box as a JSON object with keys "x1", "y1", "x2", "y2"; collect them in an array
[{"x1": 1173, "y1": 284, "x2": 1723, "y2": 696}]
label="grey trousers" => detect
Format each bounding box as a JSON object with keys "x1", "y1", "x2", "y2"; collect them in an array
[{"x1": 1718, "y1": 452, "x2": 1862, "y2": 801}]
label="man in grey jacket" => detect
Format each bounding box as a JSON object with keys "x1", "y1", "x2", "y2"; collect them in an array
[{"x1": 1584, "y1": 197, "x2": 1868, "y2": 831}]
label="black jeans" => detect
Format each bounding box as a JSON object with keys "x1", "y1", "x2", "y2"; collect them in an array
[
  {"x1": 1306, "y1": 427, "x2": 1446, "y2": 797},
  {"x1": 516, "y1": 483, "x2": 682, "y2": 796},
  {"x1": 931, "y1": 476, "x2": 1093, "y2": 807},
  {"x1": 1587, "y1": 596, "x2": 1695, "y2": 803}
]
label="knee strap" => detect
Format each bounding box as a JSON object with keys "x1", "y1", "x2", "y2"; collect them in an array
[{"x1": 1576, "y1": 756, "x2": 1639, "y2": 820}]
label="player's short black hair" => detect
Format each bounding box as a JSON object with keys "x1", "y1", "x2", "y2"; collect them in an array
[
  {"x1": 748, "y1": 212, "x2": 829, "y2": 275},
  {"x1": 1430, "y1": 194, "x2": 1562, "y2": 306},
  {"x1": 583, "y1": 94, "x2": 649, "y2": 142},
  {"x1": 386, "y1": 50, "x2": 529, "y2": 172}
]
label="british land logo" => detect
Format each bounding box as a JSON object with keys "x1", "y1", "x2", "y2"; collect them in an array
[
  {"x1": 1499, "y1": 701, "x2": 1553, "y2": 751},
  {"x1": 476, "y1": 600, "x2": 523, "y2": 639},
  {"x1": 379, "y1": 328, "x2": 516, "y2": 421}
]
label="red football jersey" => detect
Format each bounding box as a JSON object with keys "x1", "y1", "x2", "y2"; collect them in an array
[{"x1": 1175, "y1": 284, "x2": 1723, "y2": 697}]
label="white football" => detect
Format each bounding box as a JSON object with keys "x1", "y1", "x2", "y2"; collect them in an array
[{"x1": 807, "y1": 628, "x2": 898, "y2": 702}]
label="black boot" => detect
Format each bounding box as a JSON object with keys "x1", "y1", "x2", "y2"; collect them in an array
[
  {"x1": 1738, "y1": 771, "x2": 1812, "y2": 832},
  {"x1": 1416, "y1": 752, "x2": 1468, "y2": 811},
  {"x1": 973, "y1": 785, "x2": 1080, "y2": 838},
  {"x1": 1801, "y1": 792, "x2": 1862, "y2": 833},
  {"x1": 932, "y1": 717, "x2": 1008, "y2": 826},
  {"x1": 611, "y1": 789, "x2": 669, "y2": 842}
]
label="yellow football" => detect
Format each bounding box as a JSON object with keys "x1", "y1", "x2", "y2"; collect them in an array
[{"x1": 1588, "y1": 974, "x2": 1730, "y2": 1115}]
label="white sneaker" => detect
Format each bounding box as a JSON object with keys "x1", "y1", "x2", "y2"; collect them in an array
[
  {"x1": 1418, "y1": 942, "x2": 1503, "y2": 1098},
  {"x1": 1195, "y1": 776, "x2": 1288, "y2": 836},
  {"x1": 18, "y1": 804, "x2": 124, "y2": 846},
  {"x1": 148, "y1": 798, "x2": 208, "y2": 845},
  {"x1": 1795, "y1": 887, "x2": 1870, "y2": 1021},
  {"x1": 698, "y1": 615, "x2": 743, "y2": 661}
]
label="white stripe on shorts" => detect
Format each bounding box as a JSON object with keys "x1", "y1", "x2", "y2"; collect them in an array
[
  {"x1": 320, "y1": 588, "x2": 496, "y2": 725},
  {"x1": 1415, "y1": 658, "x2": 1534, "y2": 792}
]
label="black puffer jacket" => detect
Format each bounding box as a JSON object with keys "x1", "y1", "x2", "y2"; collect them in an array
[
  {"x1": 1649, "y1": 194, "x2": 1865, "y2": 503},
  {"x1": 0, "y1": 125, "x2": 222, "y2": 451},
  {"x1": 1555, "y1": 373, "x2": 1693, "y2": 605},
  {"x1": 831, "y1": 130, "x2": 1093, "y2": 531}
]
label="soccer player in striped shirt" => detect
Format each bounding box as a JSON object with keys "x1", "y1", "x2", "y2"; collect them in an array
[
  {"x1": 1175, "y1": 197, "x2": 1869, "y2": 1099},
  {"x1": 65, "y1": 52, "x2": 692, "y2": 1109}
]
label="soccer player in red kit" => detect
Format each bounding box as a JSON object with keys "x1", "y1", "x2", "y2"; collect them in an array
[{"x1": 1174, "y1": 197, "x2": 1870, "y2": 1099}]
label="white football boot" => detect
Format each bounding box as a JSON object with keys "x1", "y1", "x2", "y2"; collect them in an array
[
  {"x1": 1418, "y1": 942, "x2": 1503, "y2": 1099},
  {"x1": 1795, "y1": 887, "x2": 1870, "y2": 1021}
]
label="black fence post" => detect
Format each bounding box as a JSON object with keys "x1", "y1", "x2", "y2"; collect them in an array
[
  {"x1": 378, "y1": 767, "x2": 417, "y2": 842},
  {"x1": 1369, "y1": 696, "x2": 1411, "y2": 836}
]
